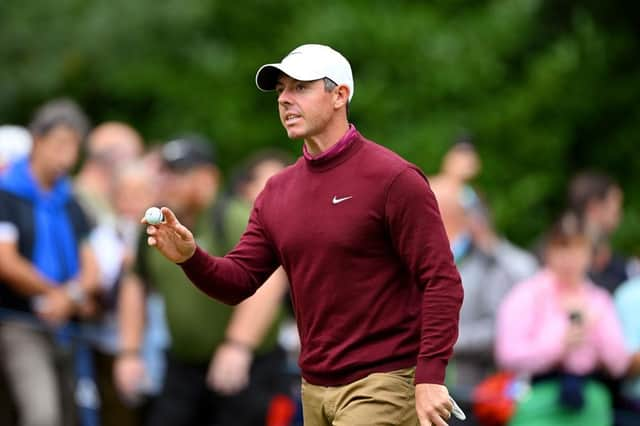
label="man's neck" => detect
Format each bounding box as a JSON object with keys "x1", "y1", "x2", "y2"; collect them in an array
[
  {"x1": 30, "y1": 158, "x2": 55, "y2": 191},
  {"x1": 303, "y1": 119, "x2": 350, "y2": 156}
]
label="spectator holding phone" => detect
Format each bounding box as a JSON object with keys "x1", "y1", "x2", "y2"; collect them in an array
[{"x1": 496, "y1": 215, "x2": 630, "y2": 425}]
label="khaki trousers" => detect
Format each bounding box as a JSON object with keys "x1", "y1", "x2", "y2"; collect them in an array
[{"x1": 301, "y1": 367, "x2": 418, "y2": 426}]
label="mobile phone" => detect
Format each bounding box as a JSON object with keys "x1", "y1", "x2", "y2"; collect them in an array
[{"x1": 569, "y1": 310, "x2": 583, "y2": 325}]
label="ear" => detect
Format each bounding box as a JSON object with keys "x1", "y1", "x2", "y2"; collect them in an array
[{"x1": 333, "y1": 85, "x2": 350, "y2": 110}]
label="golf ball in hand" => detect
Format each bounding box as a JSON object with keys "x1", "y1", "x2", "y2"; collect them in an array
[{"x1": 145, "y1": 207, "x2": 164, "y2": 225}]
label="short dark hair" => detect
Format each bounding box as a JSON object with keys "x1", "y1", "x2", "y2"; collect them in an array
[
  {"x1": 323, "y1": 77, "x2": 338, "y2": 92},
  {"x1": 568, "y1": 171, "x2": 618, "y2": 218},
  {"x1": 323, "y1": 77, "x2": 349, "y2": 116},
  {"x1": 544, "y1": 213, "x2": 589, "y2": 252},
  {"x1": 451, "y1": 132, "x2": 476, "y2": 152},
  {"x1": 161, "y1": 134, "x2": 217, "y2": 172},
  {"x1": 29, "y1": 98, "x2": 90, "y2": 139}
]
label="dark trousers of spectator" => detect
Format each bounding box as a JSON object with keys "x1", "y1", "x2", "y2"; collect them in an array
[
  {"x1": 0, "y1": 364, "x2": 16, "y2": 424},
  {"x1": 146, "y1": 347, "x2": 289, "y2": 426},
  {"x1": 94, "y1": 351, "x2": 149, "y2": 426}
]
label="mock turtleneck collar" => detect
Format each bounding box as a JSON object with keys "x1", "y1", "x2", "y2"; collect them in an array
[
  {"x1": 303, "y1": 124, "x2": 363, "y2": 171},
  {"x1": 303, "y1": 124, "x2": 357, "y2": 161}
]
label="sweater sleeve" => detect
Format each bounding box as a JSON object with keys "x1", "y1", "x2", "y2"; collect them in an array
[
  {"x1": 385, "y1": 167, "x2": 464, "y2": 384},
  {"x1": 180, "y1": 192, "x2": 280, "y2": 305}
]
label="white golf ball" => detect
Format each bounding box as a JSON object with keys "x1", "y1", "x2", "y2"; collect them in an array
[{"x1": 145, "y1": 207, "x2": 164, "y2": 225}]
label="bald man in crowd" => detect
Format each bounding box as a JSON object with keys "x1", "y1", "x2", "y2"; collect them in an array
[{"x1": 75, "y1": 122, "x2": 144, "y2": 225}]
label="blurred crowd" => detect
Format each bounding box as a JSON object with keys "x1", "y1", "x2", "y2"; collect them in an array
[
  {"x1": 0, "y1": 98, "x2": 638, "y2": 426},
  {"x1": 0, "y1": 99, "x2": 299, "y2": 426},
  {"x1": 431, "y1": 141, "x2": 640, "y2": 426}
]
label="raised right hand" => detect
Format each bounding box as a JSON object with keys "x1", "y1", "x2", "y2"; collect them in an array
[{"x1": 143, "y1": 207, "x2": 196, "y2": 263}]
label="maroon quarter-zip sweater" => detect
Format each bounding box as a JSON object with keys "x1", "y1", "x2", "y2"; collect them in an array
[{"x1": 180, "y1": 127, "x2": 463, "y2": 386}]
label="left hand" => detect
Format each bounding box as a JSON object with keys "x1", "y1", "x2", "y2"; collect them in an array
[
  {"x1": 206, "y1": 341, "x2": 253, "y2": 395},
  {"x1": 35, "y1": 287, "x2": 75, "y2": 326},
  {"x1": 416, "y1": 383, "x2": 453, "y2": 426}
]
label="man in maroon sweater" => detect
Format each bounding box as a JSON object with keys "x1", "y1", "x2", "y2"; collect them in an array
[{"x1": 145, "y1": 44, "x2": 464, "y2": 426}]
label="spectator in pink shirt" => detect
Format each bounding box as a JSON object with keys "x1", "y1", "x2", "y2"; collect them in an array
[{"x1": 495, "y1": 215, "x2": 630, "y2": 425}]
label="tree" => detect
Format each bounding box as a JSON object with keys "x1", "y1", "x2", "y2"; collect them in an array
[{"x1": 1, "y1": 0, "x2": 638, "y2": 252}]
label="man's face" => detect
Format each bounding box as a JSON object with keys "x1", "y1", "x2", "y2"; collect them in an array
[
  {"x1": 33, "y1": 125, "x2": 81, "y2": 181},
  {"x1": 275, "y1": 75, "x2": 336, "y2": 140},
  {"x1": 159, "y1": 165, "x2": 218, "y2": 215},
  {"x1": 159, "y1": 168, "x2": 194, "y2": 213},
  {"x1": 546, "y1": 242, "x2": 592, "y2": 282},
  {"x1": 443, "y1": 148, "x2": 480, "y2": 182},
  {"x1": 586, "y1": 186, "x2": 623, "y2": 235},
  {"x1": 113, "y1": 169, "x2": 157, "y2": 220},
  {"x1": 243, "y1": 159, "x2": 286, "y2": 203},
  {"x1": 88, "y1": 124, "x2": 143, "y2": 166},
  {"x1": 599, "y1": 187, "x2": 623, "y2": 234}
]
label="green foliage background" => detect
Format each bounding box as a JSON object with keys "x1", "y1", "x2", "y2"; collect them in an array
[{"x1": 1, "y1": 0, "x2": 638, "y2": 252}]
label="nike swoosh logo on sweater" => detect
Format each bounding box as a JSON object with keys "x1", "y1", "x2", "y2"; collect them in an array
[{"x1": 332, "y1": 195, "x2": 353, "y2": 205}]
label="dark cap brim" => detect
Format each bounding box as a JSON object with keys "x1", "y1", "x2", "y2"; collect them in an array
[
  {"x1": 256, "y1": 62, "x2": 325, "y2": 92},
  {"x1": 255, "y1": 64, "x2": 284, "y2": 92}
]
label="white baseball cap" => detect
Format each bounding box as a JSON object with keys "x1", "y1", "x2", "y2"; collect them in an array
[
  {"x1": 0, "y1": 125, "x2": 32, "y2": 169},
  {"x1": 255, "y1": 44, "x2": 354, "y2": 102}
]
